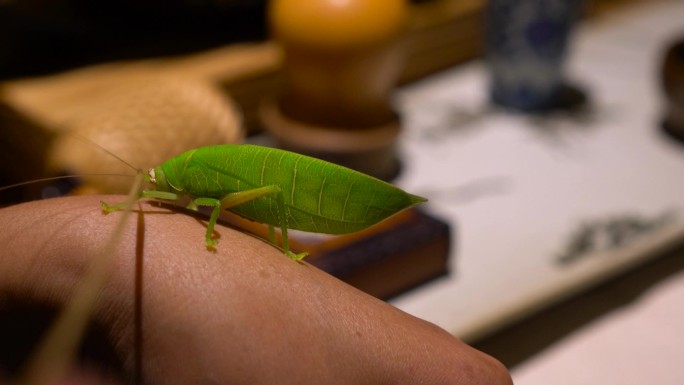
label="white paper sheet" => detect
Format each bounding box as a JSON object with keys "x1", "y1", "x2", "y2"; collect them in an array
[
  {"x1": 512, "y1": 268, "x2": 684, "y2": 385},
  {"x1": 391, "y1": 0, "x2": 684, "y2": 342}
]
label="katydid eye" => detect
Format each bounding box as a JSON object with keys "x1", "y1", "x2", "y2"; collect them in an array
[{"x1": 148, "y1": 169, "x2": 157, "y2": 184}]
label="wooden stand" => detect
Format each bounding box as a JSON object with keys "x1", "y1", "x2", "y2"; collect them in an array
[{"x1": 260, "y1": 100, "x2": 401, "y2": 180}]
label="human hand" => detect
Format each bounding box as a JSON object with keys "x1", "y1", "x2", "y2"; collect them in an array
[{"x1": 0, "y1": 195, "x2": 511, "y2": 385}]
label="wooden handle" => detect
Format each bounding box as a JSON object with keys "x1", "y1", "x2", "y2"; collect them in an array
[{"x1": 269, "y1": 0, "x2": 409, "y2": 128}]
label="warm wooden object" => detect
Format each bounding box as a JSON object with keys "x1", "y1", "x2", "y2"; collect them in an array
[
  {"x1": 261, "y1": 0, "x2": 409, "y2": 180},
  {"x1": 268, "y1": 0, "x2": 408, "y2": 128},
  {"x1": 0, "y1": 46, "x2": 262, "y2": 195},
  {"x1": 223, "y1": 208, "x2": 452, "y2": 300}
]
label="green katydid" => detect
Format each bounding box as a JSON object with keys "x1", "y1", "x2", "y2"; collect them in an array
[{"x1": 101, "y1": 144, "x2": 426, "y2": 260}]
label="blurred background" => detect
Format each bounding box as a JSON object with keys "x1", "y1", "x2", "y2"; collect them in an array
[
  {"x1": 1, "y1": 0, "x2": 684, "y2": 384},
  {"x1": 0, "y1": 0, "x2": 268, "y2": 79}
]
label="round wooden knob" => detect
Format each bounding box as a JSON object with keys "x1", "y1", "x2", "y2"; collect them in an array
[
  {"x1": 270, "y1": 0, "x2": 408, "y2": 49},
  {"x1": 269, "y1": 0, "x2": 409, "y2": 128}
]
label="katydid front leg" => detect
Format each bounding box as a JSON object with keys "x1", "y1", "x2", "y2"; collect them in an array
[
  {"x1": 103, "y1": 187, "x2": 308, "y2": 260},
  {"x1": 101, "y1": 190, "x2": 183, "y2": 212}
]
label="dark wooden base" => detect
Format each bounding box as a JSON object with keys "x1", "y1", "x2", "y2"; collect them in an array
[
  {"x1": 662, "y1": 119, "x2": 684, "y2": 145},
  {"x1": 222, "y1": 208, "x2": 453, "y2": 300}
]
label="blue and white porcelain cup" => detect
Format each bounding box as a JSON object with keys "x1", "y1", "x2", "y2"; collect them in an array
[{"x1": 486, "y1": 0, "x2": 585, "y2": 111}]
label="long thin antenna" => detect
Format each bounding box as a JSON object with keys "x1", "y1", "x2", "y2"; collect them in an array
[
  {"x1": 18, "y1": 174, "x2": 144, "y2": 385},
  {"x1": 0, "y1": 174, "x2": 136, "y2": 193},
  {"x1": 1, "y1": 132, "x2": 144, "y2": 195},
  {"x1": 67, "y1": 132, "x2": 143, "y2": 173}
]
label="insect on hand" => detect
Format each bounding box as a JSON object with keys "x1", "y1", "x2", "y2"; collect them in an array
[
  {"x1": 0, "y1": 142, "x2": 425, "y2": 384},
  {"x1": 101, "y1": 144, "x2": 426, "y2": 260}
]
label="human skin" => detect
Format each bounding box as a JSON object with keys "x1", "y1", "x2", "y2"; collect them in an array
[{"x1": 0, "y1": 195, "x2": 512, "y2": 385}]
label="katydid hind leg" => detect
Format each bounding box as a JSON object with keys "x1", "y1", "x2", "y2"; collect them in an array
[{"x1": 217, "y1": 186, "x2": 307, "y2": 260}]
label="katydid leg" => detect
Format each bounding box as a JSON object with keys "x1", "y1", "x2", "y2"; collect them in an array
[
  {"x1": 190, "y1": 197, "x2": 222, "y2": 248},
  {"x1": 104, "y1": 186, "x2": 308, "y2": 260},
  {"x1": 215, "y1": 186, "x2": 308, "y2": 260},
  {"x1": 101, "y1": 190, "x2": 182, "y2": 212},
  {"x1": 191, "y1": 186, "x2": 283, "y2": 249}
]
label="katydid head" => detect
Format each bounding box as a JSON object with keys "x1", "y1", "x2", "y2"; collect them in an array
[
  {"x1": 145, "y1": 149, "x2": 194, "y2": 194},
  {"x1": 148, "y1": 167, "x2": 173, "y2": 193}
]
